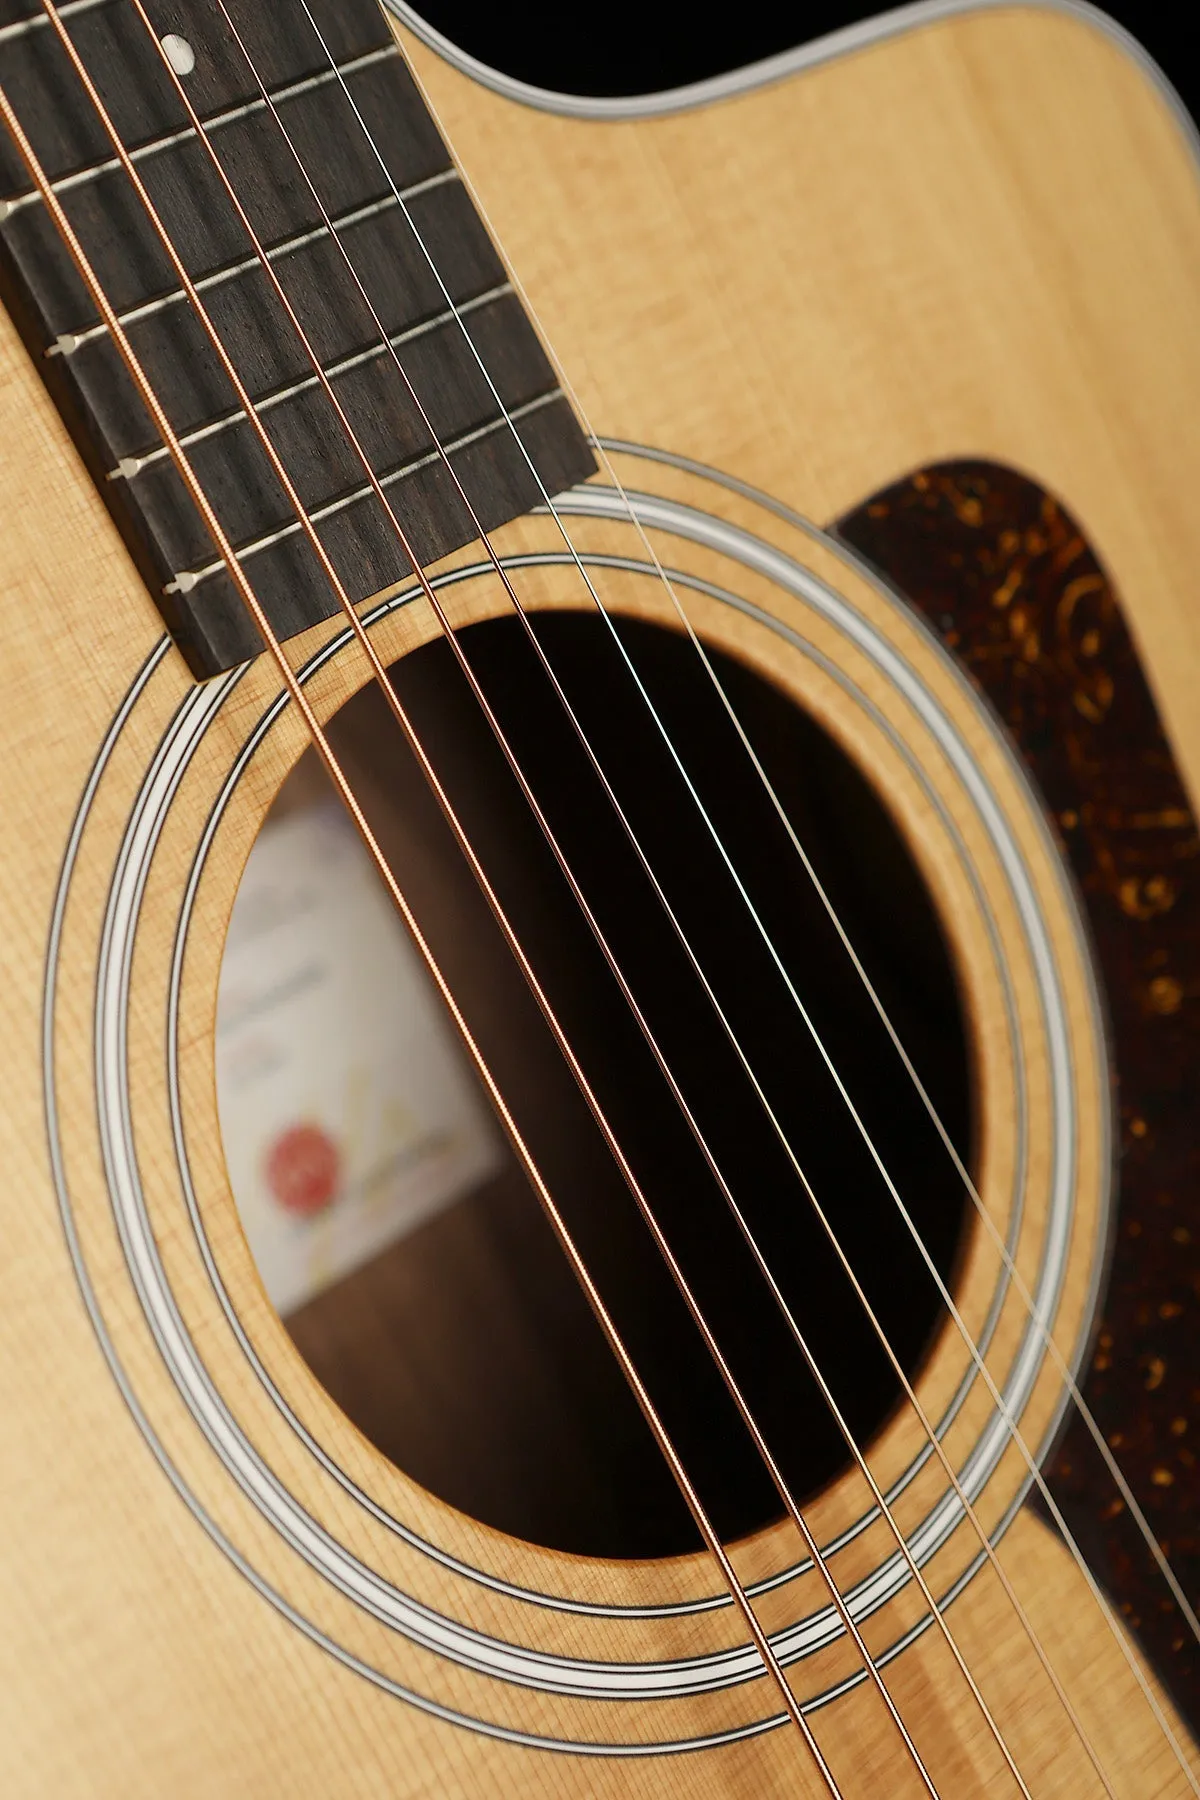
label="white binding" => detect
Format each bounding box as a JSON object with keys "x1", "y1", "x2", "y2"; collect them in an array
[{"x1": 383, "y1": 0, "x2": 1198, "y2": 159}]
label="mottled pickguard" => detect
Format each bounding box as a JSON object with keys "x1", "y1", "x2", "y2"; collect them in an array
[{"x1": 839, "y1": 462, "x2": 1200, "y2": 1733}]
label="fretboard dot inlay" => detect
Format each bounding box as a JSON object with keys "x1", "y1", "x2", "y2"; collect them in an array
[{"x1": 159, "y1": 33, "x2": 195, "y2": 78}]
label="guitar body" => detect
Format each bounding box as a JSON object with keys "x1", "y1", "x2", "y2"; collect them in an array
[{"x1": 2, "y1": 3, "x2": 1199, "y2": 1793}]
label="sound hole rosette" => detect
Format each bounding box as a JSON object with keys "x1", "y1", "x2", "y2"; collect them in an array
[{"x1": 44, "y1": 445, "x2": 1110, "y2": 1750}]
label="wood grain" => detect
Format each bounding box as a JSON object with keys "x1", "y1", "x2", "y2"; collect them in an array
[
  {"x1": 0, "y1": 0, "x2": 593, "y2": 675},
  {"x1": 0, "y1": 2, "x2": 1198, "y2": 1792}
]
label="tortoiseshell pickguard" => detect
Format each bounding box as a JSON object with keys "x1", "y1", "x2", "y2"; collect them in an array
[{"x1": 838, "y1": 463, "x2": 1200, "y2": 1734}]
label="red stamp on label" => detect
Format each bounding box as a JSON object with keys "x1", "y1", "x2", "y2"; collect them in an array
[{"x1": 265, "y1": 1122, "x2": 341, "y2": 1218}]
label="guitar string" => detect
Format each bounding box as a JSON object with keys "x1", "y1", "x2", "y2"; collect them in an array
[
  {"x1": 381, "y1": 22, "x2": 1200, "y2": 1668},
  {"x1": 586, "y1": 438, "x2": 1200, "y2": 1656},
  {"x1": 169, "y1": 2, "x2": 1186, "y2": 1787},
  {"x1": 21, "y1": 0, "x2": 1194, "y2": 1785},
  {"x1": 11, "y1": 3, "x2": 1180, "y2": 1785},
  {"x1": 202, "y1": 0, "x2": 1192, "y2": 1781},
  {"x1": 27, "y1": 10, "x2": 959, "y2": 1790},
  {"x1": 122, "y1": 8, "x2": 1061, "y2": 1793},
  {"x1": 128, "y1": 5, "x2": 1136, "y2": 1792},
  {"x1": 26, "y1": 7, "x2": 995, "y2": 1782},
  {"x1": 281, "y1": 0, "x2": 1200, "y2": 1763},
  {"x1": 0, "y1": 44, "x2": 841, "y2": 1783},
  {"x1": 65, "y1": 0, "x2": 1194, "y2": 1785},
  {"x1": 126, "y1": 1, "x2": 1180, "y2": 1785},
  {"x1": 10, "y1": 11, "x2": 1014, "y2": 1795}
]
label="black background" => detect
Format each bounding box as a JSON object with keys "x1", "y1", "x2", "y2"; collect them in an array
[
  {"x1": 402, "y1": 2, "x2": 1198, "y2": 124},
  {"x1": 395, "y1": 0, "x2": 1200, "y2": 1730}
]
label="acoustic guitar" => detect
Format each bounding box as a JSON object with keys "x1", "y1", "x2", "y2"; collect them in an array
[{"x1": 0, "y1": 0, "x2": 1197, "y2": 1792}]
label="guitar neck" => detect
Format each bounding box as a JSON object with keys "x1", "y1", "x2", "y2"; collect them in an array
[{"x1": 0, "y1": 0, "x2": 593, "y2": 677}]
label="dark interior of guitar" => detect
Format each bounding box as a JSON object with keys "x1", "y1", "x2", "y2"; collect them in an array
[
  {"x1": 219, "y1": 460, "x2": 1200, "y2": 1731},
  {"x1": 259, "y1": 609, "x2": 973, "y2": 1560}
]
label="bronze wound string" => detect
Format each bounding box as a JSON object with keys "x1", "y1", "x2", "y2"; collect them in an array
[
  {"x1": 124, "y1": 7, "x2": 1099, "y2": 1793},
  {"x1": 196, "y1": 1, "x2": 1192, "y2": 1786},
  {"x1": 14, "y1": 0, "x2": 1014, "y2": 1778},
  {"x1": 383, "y1": 12, "x2": 1200, "y2": 1674},
  {"x1": 107, "y1": 15, "x2": 1011, "y2": 1789},
  {"x1": 0, "y1": 44, "x2": 844, "y2": 1781},
  {"x1": 115, "y1": 0, "x2": 1180, "y2": 1778},
  {"x1": 7, "y1": 0, "x2": 1194, "y2": 1778},
  {"x1": 281, "y1": 1, "x2": 1199, "y2": 1774},
  {"x1": 47, "y1": 3, "x2": 951, "y2": 1784}
]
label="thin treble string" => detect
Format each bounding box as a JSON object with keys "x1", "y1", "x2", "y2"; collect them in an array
[
  {"x1": 291, "y1": 16, "x2": 1200, "y2": 1777},
  {"x1": 661, "y1": 534, "x2": 1200, "y2": 1637},
  {"x1": 382, "y1": 17, "x2": 1200, "y2": 1663},
  {"x1": 208, "y1": 9, "x2": 1167, "y2": 1789},
  {"x1": 564, "y1": 535, "x2": 1200, "y2": 1791},
  {"x1": 621, "y1": 491, "x2": 1200, "y2": 1652},
  {"x1": 121, "y1": 16, "x2": 1025, "y2": 1792},
  {"x1": 36, "y1": 11, "x2": 977, "y2": 1783},
  {"x1": 539, "y1": 491, "x2": 1200, "y2": 1786},
  {"x1": 3, "y1": 25, "x2": 834, "y2": 1771},
  {"x1": 196, "y1": 3, "x2": 1169, "y2": 1785},
  {"x1": 142, "y1": 11, "x2": 1077, "y2": 1793},
  {"x1": 109, "y1": 21, "x2": 952, "y2": 1791},
  {"x1": 391, "y1": 36, "x2": 1200, "y2": 1679}
]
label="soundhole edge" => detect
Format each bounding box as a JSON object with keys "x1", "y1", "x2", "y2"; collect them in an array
[{"x1": 218, "y1": 609, "x2": 974, "y2": 1560}]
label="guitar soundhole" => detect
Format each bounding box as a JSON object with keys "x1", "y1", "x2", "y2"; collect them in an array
[{"x1": 218, "y1": 612, "x2": 973, "y2": 1558}]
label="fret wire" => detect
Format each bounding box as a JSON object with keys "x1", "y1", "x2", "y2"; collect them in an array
[
  {"x1": 353, "y1": 15, "x2": 1200, "y2": 1784},
  {"x1": 0, "y1": 41, "x2": 400, "y2": 219},
  {"x1": 52, "y1": 169, "x2": 458, "y2": 356},
  {"x1": 93, "y1": 5, "x2": 913, "y2": 1767},
  {"x1": 0, "y1": 0, "x2": 584, "y2": 668},
  {"x1": 109, "y1": 279, "x2": 511, "y2": 481},
  {"x1": 0, "y1": 26, "x2": 839, "y2": 1766},
  {"x1": 227, "y1": 3, "x2": 1194, "y2": 1785},
  {"x1": 127, "y1": 11, "x2": 992, "y2": 1792},
  {"x1": 0, "y1": 0, "x2": 1187, "y2": 1783},
  {"x1": 161, "y1": 386, "x2": 561, "y2": 591}
]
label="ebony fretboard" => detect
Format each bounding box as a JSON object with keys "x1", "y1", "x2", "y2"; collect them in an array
[{"x1": 0, "y1": 0, "x2": 594, "y2": 676}]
